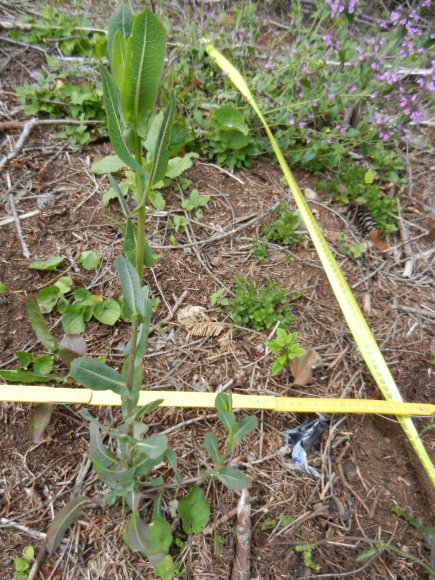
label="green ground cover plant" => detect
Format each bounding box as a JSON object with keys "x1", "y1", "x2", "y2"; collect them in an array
[
  {"x1": 263, "y1": 203, "x2": 302, "y2": 246},
  {"x1": 227, "y1": 276, "x2": 298, "y2": 331}
]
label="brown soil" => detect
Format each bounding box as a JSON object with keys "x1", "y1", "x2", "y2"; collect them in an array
[{"x1": 1, "y1": 3, "x2": 434, "y2": 580}]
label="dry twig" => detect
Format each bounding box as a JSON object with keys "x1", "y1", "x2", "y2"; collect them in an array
[{"x1": 231, "y1": 489, "x2": 252, "y2": 580}]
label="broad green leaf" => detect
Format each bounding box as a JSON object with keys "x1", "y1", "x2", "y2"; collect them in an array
[
  {"x1": 124, "y1": 217, "x2": 136, "y2": 265},
  {"x1": 147, "y1": 94, "x2": 175, "y2": 192},
  {"x1": 28, "y1": 256, "x2": 64, "y2": 271},
  {"x1": 71, "y1": 357, "x2": 127, "y2": 395},
  {"x1": 135, "y1": 433, "x2": 167, "y2": 459},
  {"x1": 62, "y1": 304, "x2": 86, "y2": 334},
  {"x1": 14, "y1": 557, "x2": 30, "y2": 572},
  {"x1": 90, "y1": 155, "x2": 126, "y2": 175},
  {"x1": 107, "y1": 4, "x2": 133, "y2": 69},
  {"x1": 36, "y1": 286, "x2": 60, "y2": 313},
  {"x1": 217, "y1": 467, "x2": 249, "y2": 491},
  {"x1": 230, "y1": 415, "x2": 258, "y2": 449},
  {"x1": 17, "y1": 351, "x2": 34, "y2": 369},
  {"x1": 122, "y1": 9, "x2": 166, "y2": 137},
  {"x1": 33, "y1": 354, "x2": 54, "y2": 375},
  {"x1": 148, "y1": 189, "x2": 165, "y2": 210},
  {"x1": 0, "y1": 369, "x2": 62, "y2": 383},
  {"x1": 73, "y1": 288, "x2": 94, "y2": 305},
  {"x1": 100, "y1": 66, "x2": 146, "y2": 176},
  {"x1": 88, "y1": 422, "x2": 117, "y2": 467},
  {"x1": 24, "y1": 297, "x2": 57, "y2": 351},
  {"x1": 112, "y1": 29, "x2": 127, "y2": 88},
  {"x1": 93, "y1": 300, "x2": 121, "y2": 325},
  {"x1": 29, "y1": 403, "x2": 53, "y2": 443},
  {"x1": 144, "y1": 111, "x2": 163, "y2": 153},
  {"x1": 210, "y1": 106, "x2": 249, "y2": 135},
  {"x1": 178, "y1": 487, "x2": 210, "y2": 534},
  {"x1": 54, "y1": 276, "x2": 73, "y2": 294},
  {"x1": 161, "y1": 152, "x2": 199, "y2": 181},
  {"x1": 204, "y1": 432, "x2": 221, "y2": 466},
  {"x1": 0, "y1": 281, "x2": 8, "y2": 293},
  {"x1": 46, "y1": 496, "x2": 92, "y2": 554},
  {"x1": 78, "y1": 250, "x2": 101, "y2": 271},
  {"x1": 58, "y1": 334, "x2": 87, "y2": 367},
  {"x1": 124, "y1": 512, "x2": 150, "y2": 554},
  {"x1": 114, "y1": 255, "x2": 144, "y2": 316},
  {"x1": 93, "y1": 459, "x2": 135, "y2": 484},
  {"x1": 145, "y1": 517, "x2": 173, "y2": 565},
  {"x1": 155, "y1": 555, "x2": 179, "y2": 580},
  {"x1": 133, "y1": 399, "x2": 164, "y2": 421},
  {"x1": 23, "y1": 546, "x2": 34, "y2": 562}
]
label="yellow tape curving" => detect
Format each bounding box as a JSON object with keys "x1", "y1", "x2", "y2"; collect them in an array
[
  {"x1": 1, "y1": 385, "x2": 434, "y2": 416},
  {"x1": 203, "y1": 41, "x2": 435, "y2": 487}
]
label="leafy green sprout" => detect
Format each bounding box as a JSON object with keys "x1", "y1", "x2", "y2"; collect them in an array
[
  {"x1": 267, "y1": 329, "x2": 306, "y2": 376},
  {"x1": 337, "y1": 233, "x2": 366, "y2": 260},
  {"x1": 14, "y1": 546, "x2": 34, "y2": 580},
  {"x1": 18, "y1": 7, "x2": 259, "y2": 578}
]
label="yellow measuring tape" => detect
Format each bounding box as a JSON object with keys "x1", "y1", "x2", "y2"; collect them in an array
[
  {"x1": 203, "y1": 41, "x2": 435, "y2": 487},
  {"x1": 1, "y1": 385, "x2": 434, "y2": 416}
]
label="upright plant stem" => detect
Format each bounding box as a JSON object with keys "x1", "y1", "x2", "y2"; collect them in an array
[{"x1": 125, "y1": 134, "x2": 146, "y2": 423}]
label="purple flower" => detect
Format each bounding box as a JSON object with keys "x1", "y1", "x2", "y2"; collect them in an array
[{"x1": 30, "y1": 70, "x2": 40, "y2": 80}]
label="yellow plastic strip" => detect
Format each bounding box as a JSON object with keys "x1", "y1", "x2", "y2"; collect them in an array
[
  {"x1": 202, "y1": 41, "x2": 435, "y2": 487},
  {"x1": 1, "y1": 385, "x2": 434, "y2": 416}
]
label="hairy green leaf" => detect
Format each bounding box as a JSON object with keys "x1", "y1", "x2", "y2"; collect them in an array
[
  {"x1": 230, "y1": 415, "x2": 258, "y2": 449},
  {"x1": 204, "y1": 432, "x2": 221, "y2": 466},
  {"x1": 217, "y1": 410, "x2": 236, "y2": 433},
  {"x1": 147, "y1": 94, "x2": 175, "y2": 192},
  {"x1": 217, "y1": 467, "x2": 249, "y2": 491},
  {"x1": 100, "y1": 66, "x2": 146, "y2": 176},
  {"x1": 133, "y1": 399, "x2": 164, "y2": 421},
  {"x1": 114, "y1": 255, "x2": 144, "y2": 316},
  {"x1": 124, "y1": 217, "x2": 136, "y2": 265},
  {"x1": 71, "y1": 357, "x2": 127, "y2": 395},
  {"x1": 88, "y1": 422, "x2": 117, "y2": 467},
  {"x1": 46, "y1": 496, "x2": 92, "y2": 554},
  {"x1": 178, "y1": 487, "x2": 210, "y2": 534},
  {"x1": 135, "y1": 433, "x2": 167, "y2": 459},
  {"x1": 122, "y1": 9, "x2": 166, "y2": 137},
  {"x1": 107, "y1": 4, "x2": 133, "y2": 69},
  {"x1": 124, "y1": 511, "x2": 150, "y2": 554},
  {"x1": 112, "y1": 28, "x2": 127, "y2": 88}
]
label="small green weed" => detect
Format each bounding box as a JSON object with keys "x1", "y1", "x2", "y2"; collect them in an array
[
  {"x1": 181, "y1": 189, "x2": 210, "y2": 217},
  {"x1": 320, "y1": 161, "x2": 399, "y2": 235},
  {"x1": 263, "y1": 204, "x2": 302, "y2": 246},
  {"x1": 267, "y1": 329, "x2": 306, "y2": 376},
  {"x1": 207, "y1": 106, "x2": 257, "y2": 169},
  {"x1": 16, "y1": 65, "x2": 105, "y2": 145},
  {"x1": 14, "y1": 546, "x2": 34, "y2": 580},
  {"x1": 210, "y1": 288, "x2": 229, "y2": 307},
  {"x1": 295, "y1": 544, "x2": 320, "y2": 572},
  {"x1": 12, "y1": 7, "x2": 106, "y2": 57},
  {"x1": 227, "y1": 277, "x2": 295, "y2": 331},
  {"x1": 168, "y1": 215, "x2": 190, "y2": 234},
  {"x1": 253, "y1": 240, "x2": 268, "y2": 262},
  {"x1": 337, "y1": 233, "x2": 366, "y2": 259}
]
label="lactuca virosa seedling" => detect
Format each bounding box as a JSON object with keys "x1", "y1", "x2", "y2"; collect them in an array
[{"x1": 41, "y1": 7, "x2": 259, "y2": 578}]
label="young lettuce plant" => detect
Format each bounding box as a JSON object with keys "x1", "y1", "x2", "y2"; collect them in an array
[{"x1": 42, "y1": 7, "x2": 259, "y2": 578}]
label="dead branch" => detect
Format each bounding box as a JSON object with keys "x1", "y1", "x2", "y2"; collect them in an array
[{"x1": 231, "y1": 489, "x2": 252, "y2": 580}]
